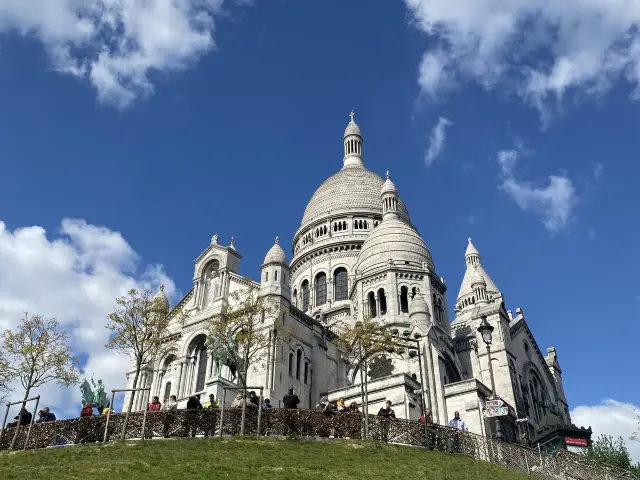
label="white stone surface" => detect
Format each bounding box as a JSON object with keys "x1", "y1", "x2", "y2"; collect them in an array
[{"x1": 120, "y1": 114, "x2": 573, "y2": 442}]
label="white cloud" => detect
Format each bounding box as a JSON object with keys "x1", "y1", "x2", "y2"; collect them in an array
[
  {"x1": 571, "y1": 400, "x2": 640, "y2": 463},
  {"x1": 0, "y1": 0, "x2": 242, "y2": 108},
  {"x1": 497, "y1": 149, "x2": 577, "y2": 233},
  {"x1": 0, "y1": 218, "x2": 176, "y2": 419},
  {"x1": 405, "y1": 0, "x2": 640, "y2": 115},
  {"x1": 424, "y1": 116, "x2": 453, "y2": 166}
]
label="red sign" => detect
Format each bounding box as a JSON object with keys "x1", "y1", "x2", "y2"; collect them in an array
[{"x1": 565, "y1": 437, "x2": 588, "y2": 447}]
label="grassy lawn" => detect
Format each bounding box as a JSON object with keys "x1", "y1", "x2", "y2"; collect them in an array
[{"x1": 0, "y1": 437, "x2": 532, "y2": 480}]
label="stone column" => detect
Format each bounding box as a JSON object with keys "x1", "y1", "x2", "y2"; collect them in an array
[
  {"x1": 375, "y1": 295, "x2": 381, "y2": 318},
  {"x1": 176, "y1": 361, "x2": 185, "y2": 398}
]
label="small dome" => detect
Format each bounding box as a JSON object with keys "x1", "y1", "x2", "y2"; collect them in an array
[
  {"x1": 381, "y1": 171, "x2": 397, "y2": 196},
  {"x1": 344, "y1": 120, "x2": 362, "y2": 137},
  {"x1": 152, "y1": 287, "x2": 170, "y2": 313},
  {"x1": 466, "y1": 237, "x2": 480, "y2": 257},
  {"x1": 263, "y1": 237, "x2": 288, "y2": 265},
  {"x1": 355, "y1": 218, "x2": 434, "y2": 274},
  {"x1": 409, "y1": 294, "x2": 430, "y2": 316}
]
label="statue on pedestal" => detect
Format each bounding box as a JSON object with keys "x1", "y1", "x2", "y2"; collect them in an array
[{"x1": 79, "y1": 376, "x2": 110, "y2": 414}]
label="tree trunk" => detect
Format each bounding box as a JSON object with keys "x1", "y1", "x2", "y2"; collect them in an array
[
  {"x1": 9, "y1": 386, "x2": 31, "y2": 450},
  {"x1": 121, "y1": 367, "x2": 140, "y2": 440},
  {"x1": 239, "y1": 369, "x2": 247, "y2": 435},
  {"x1": 359, "y1": 360, "x2": 368, "y2": 439},
  {"x1": 363, "y1": 358, "x2": 370, "y2": 439}
]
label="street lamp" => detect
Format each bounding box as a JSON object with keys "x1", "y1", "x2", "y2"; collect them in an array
[{"x1": 477, "y1": 316, "x2": 505, "y2": 441}]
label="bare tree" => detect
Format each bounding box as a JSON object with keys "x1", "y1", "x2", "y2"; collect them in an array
[
  {"x1": 336, "y1": 316, "x2": 394, "y2": 438},
  {"x1": 1, "y1": 313, "x2": 80, "y2": 448},
  {"x1": 105, "y1": 286, "x2": 181, "y2": 439},
  {"x1": 204, "y1": 284, "x2": 282, "y2": 434}
]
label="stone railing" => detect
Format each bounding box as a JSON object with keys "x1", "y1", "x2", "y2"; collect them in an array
[{"x1": 0, "y1": 409, "x2": 636, "y2": 480}]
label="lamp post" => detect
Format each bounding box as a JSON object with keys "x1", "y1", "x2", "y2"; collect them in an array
[{"x1": 477, "y1": 316, "x2": 505, "y2": 441}]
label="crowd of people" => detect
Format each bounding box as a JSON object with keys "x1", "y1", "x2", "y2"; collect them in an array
[{"x1": 3, "y1": 388, "x2": 469, "y2": 443}]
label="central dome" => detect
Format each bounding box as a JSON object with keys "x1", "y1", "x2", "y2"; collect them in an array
[{"x1": 300, "y1": 165, "x2": 411, "y2": 229}]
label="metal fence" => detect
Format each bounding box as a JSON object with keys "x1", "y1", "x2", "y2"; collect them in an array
[{"x1": 0, "y1": 408, "x2": 635, "y2": 480}]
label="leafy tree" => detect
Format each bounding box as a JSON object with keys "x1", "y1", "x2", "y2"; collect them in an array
[
  {"x1": 336, "y1": 316, "x2": 394, "y2": 438},
  {"x1": 584, "y1": 434, "x2": 635, "y2": 471},
  {"x1": 105, "y1": 286, "x2": 181, "y2": 439},
  {"x1": 1, "y1": 313, "x2": 80, "y2": 449},
  {"x1": 0, "y1": 351, "x2": 11, "y2": 403},
  {"x1": 204, "y1": 284, "x2": 281, "y2": 434}
]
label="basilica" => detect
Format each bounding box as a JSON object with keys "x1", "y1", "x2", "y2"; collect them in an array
[{"x1": 122, "y1": 114, "x2": 581, "y2": 446}]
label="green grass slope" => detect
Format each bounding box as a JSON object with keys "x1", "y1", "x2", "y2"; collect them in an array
[{"x1": 0, "y1": 437, "x2": 532, "y2": 480}]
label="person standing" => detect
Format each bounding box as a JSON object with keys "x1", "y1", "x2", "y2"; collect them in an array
[
  {"x1": 448, "y1": 411, "x2": 467, "y2": 453},
  {"x1": 161, "y1": 395, "x2": 178, "y2": 438},
  {"x1": 282, "y1": 389, "x2": 300, "y2": 436},
  {"x1": 283, "y1": 389, "x2": 300, "y2": 409},
  {"x1": 377, "y1": 400, "x2": 395, "y2": 442}
]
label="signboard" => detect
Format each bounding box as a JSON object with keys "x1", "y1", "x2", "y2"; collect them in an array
[
  {"x1": 486, "y1": 399, "x2": 504, "y2": 408},
  {"x1": 565, "y1": 437, "x2": 588, "y2": 447},
  {"x1": 485, "y1": 407, "x2": 508, "y2": 417}
]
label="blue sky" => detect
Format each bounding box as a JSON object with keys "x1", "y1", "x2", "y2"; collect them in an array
[{"x1": 0, "y1": 0, "x2": 638, "y2": 454}]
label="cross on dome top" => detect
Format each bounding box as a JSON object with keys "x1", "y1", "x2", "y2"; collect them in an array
[
  {"x1": 349, "y1": 111, "x2": 355, "y2": 122},
  {"x1": 275, "y1": 236, "x2": 279, "y2": 244},
  {"x1": 386, "y1": 171, "x2": 390, "y2": 179}
]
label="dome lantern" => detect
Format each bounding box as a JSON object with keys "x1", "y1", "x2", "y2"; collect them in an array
[
  {"x1": 381, "y1": 171, "x2": 399, "y2": 220},
  {"x1": 343, "y1": 111, "x2": 364, "y2": 168}
]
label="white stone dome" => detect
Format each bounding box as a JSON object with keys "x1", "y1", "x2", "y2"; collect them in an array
[
  {"x1": 355, "y1": 218, "x2": 434, "y2": 274},
  {"x1": 409, "y1": 294, "x2": 430, "y2": 315},
  {"x1": 264, "y1": 237, "x2": 288, "y2": 265},
  {"x1": 152, "y1": 288, "x2": 170, "y2": 313},
  {"x1": 300, "y1": 166, "x2": 411, "y2": 229},
  {"x1": 344, "y1": 120, "x2": 362, "y2": 137}
]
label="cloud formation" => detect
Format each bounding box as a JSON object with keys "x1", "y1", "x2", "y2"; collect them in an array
[
  {"x1": 424, "y1": 116, "x2": 453, "y2": 166},
  {"x1": 571, "y1": 399, "x2": 640, "y2": 463},
  {"x1": 0, "y1": 218, "x2": 176, "y2": 418},
  {"x1": 405, "y1": 0, "x2": 640, "y2": 115},
  {"x1": 497, "y1": 149, "x2": 577, "y2": 233},
  {"x1": 0, "y1": 0, "x2": 244, "y2": 108}
]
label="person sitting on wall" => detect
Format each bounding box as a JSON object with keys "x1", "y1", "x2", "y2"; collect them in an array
[
  {"x1": 7, "y1": 407, "x2": 33, "y2": 428},
  {"x1": 249, "y1": 391, "x2": 260, "y2": 407},
  {"x1": 148, "y1": 396, "x2": 162, "y2": 412},
  {"x1": 162, "y1": 395, "x2": 178, "y2": 411},
  {"x1": 203, "y1": 394, "x2": 219, "y2": 409},
  {"x1": 348, "y1": 402, "x2": 359, "y2": 413},
  {"x1": 80, "y1": 403, "x2": 94, "y2": 417},
  {"x1": 262, "y1": 398, "x2": 273, "y2": 409},
  {"x1": 36, "y1": 407, "x2": 56, "y2": 422}
]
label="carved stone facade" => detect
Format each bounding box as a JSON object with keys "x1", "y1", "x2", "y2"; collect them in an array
[{"x1": 122, "y1": 115, "x2": 574, "y2": 444}]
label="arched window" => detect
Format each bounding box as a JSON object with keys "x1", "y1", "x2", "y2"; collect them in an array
[
  {"x1": 293, "y1": 289, "x2": 298, "y2": 307},
  {"x1": 368, "y1": 291, "x2": 377, "y2": 318},
  {"x1": 275, "y1": 271, "x2": 278, "y2": 281},
  {"x1": 288, "y1": 352, "x2": 294, "y2": 376},
  {"x1": 342, "y1": 221, "x2": 346, "y2": 230},
  {"x1": 400, "y1": 286, "x2": 409, "y2": 313},
  {"x1": 304, "y1": 362, "x2": 309, "y2": 384},
  {"x1": 433, "y1": 294, "x2": 440, "y2": 323},
  {"x1": 334, "y1": 268, "x2": 348, "y2": 301},
  {"x1": 315, "y1": 272, "x2": 327, "y2": 305},
  {"x1": 296, "y1": 350, "x2": 302, "y2": 380},
  {"x1": 378, "y1": 288, "x2": 387, "y2": 315},
  {"x1": 195, "y1": 346, "x2": 208, "y2": 392},
  {"x1": 265, "y1": 271, "x2": 269, "y2": 282},
  {"x1": 301, "y1": 280, "x2": 310, "y2": 311},
  {"x1": 163, "y1": 382, "x2": 172, "y2": 402}
]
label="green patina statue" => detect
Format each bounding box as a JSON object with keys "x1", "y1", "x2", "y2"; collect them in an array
[{"x1": 80, "y1": 377, "x2": 110, "y2": 413}]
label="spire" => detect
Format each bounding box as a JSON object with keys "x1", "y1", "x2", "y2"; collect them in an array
[
  {"x1": 343, "y1": 111, "x2": 364, "y2": 168},
  {"x1": 456, "y1": 238, "x2": 500, "y2": 307},
  {"x1": 381, "y1": 171, "x2": 399, "y2": 220}
]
